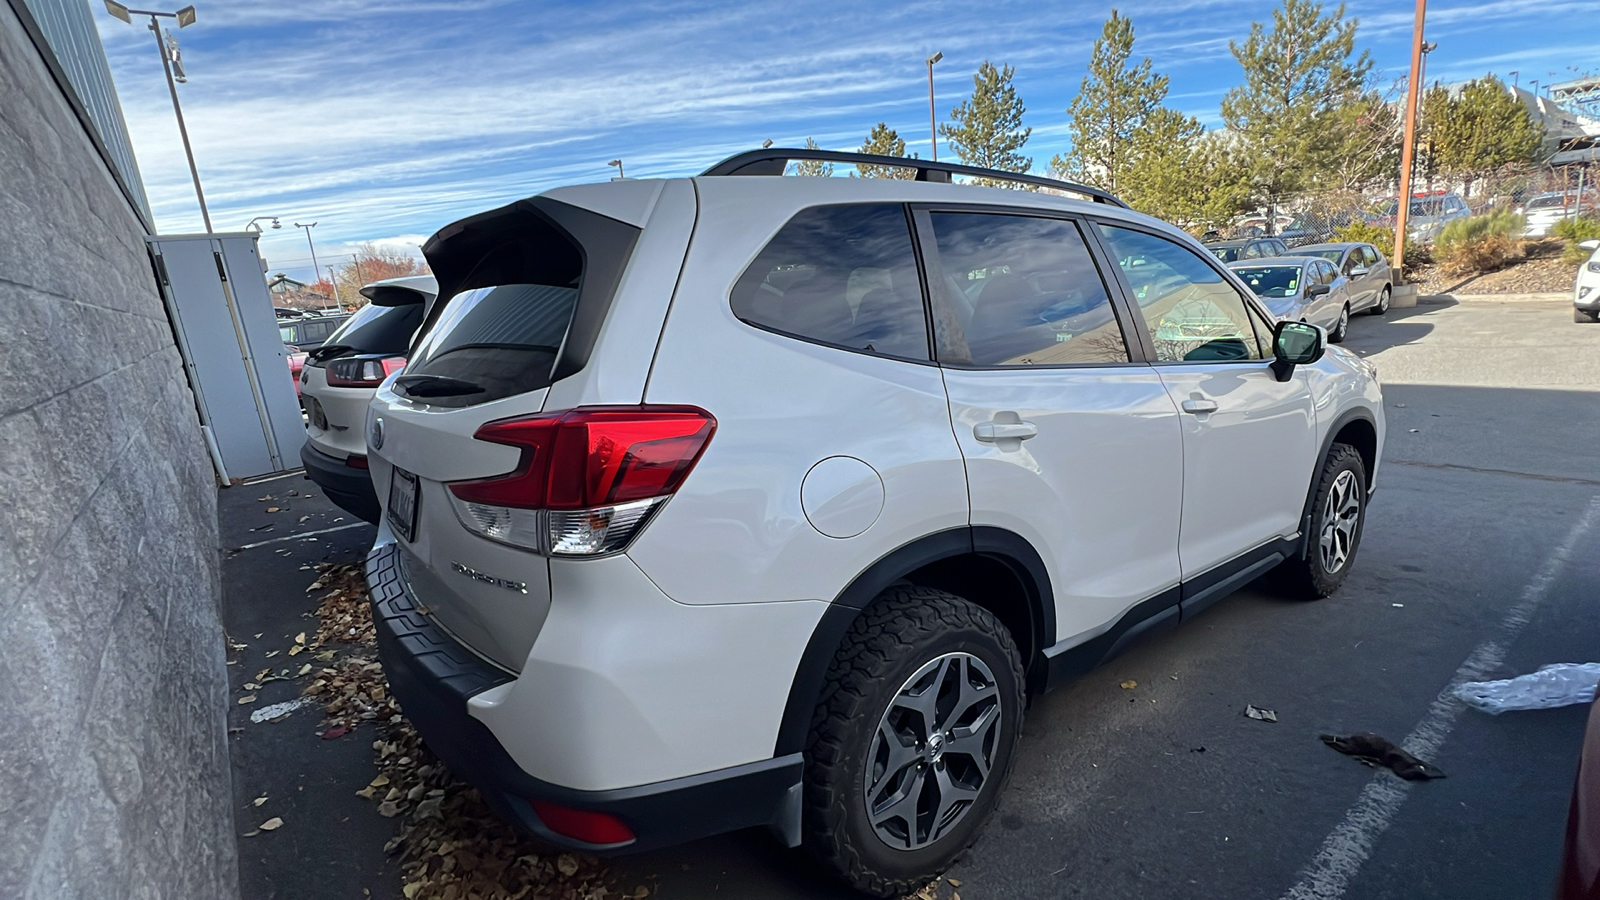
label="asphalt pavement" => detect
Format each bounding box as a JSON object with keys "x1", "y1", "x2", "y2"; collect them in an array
[{"x1": 225, "y1": 296, "x2": 1600, "y2": 900}]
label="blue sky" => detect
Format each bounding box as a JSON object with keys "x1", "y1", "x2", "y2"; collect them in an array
[{"x1": 95, "y1": 0, "x2": 1597, "y2": 284}]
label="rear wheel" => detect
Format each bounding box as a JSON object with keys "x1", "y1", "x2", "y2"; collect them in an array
[
  {"x1": 804, "y1": 585, "x2": 1024, "y2": 898},
  {"x1": 1329, "y1": 304, "x2": 1351, "y2": 343},
  {"x1": 1278, "y1": 443, "x2": 1367, "y2": 599},
  {"x1": 1577, "y1": 308, "x2": 1599, "y2": 323},
  {"x1": 1369, "y1": 285, "x2": 1391, "y2": 316}
]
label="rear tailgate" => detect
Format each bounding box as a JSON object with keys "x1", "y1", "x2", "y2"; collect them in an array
[{"x1": 367, "y1": 180, "x2": 694, "y2": 671}]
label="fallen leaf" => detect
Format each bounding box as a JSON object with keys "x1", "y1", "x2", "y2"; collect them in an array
[
  {"x1": 253, "y1": 633, "x2": 263, "y2": 639},
  {"x1": 557, "y1": 855, "x2": 579, "y2": 877},
  {"x1": 289, "y1": 645, "x2": 304, "y2": 656},
  {"x1": 237, "y1": 695, "x2": 258, "y2": 705},
  {"x1": 949, "y1": 879, "x2": 962, "y2": 887},
  {"x1": 265, "y1": 650, "x2": 280, "y2": 658},
  {"x1": 295, "y1": 632, "x2": 307, "y2": 644},
  {"x1": 1244, "y1": 705, "x2": 1278, "y2": 723},
  {"x1": 298, "y1": 664, "x2": 312, "y2": 676},
  {"x1": 253, "y1": 796, "x2": 267, "y2": 807},
  {"x1": 1120, "y1": 680, "x2": 1137, "y2": 690},
  {"x1": 370, "y1": 773, "x2": 390, "y2": 787},
  {"x1": 355, "y1": 785, "x2": 378, "y2": 799},
  {"x1": 402, "y1": 884, "x2": 420, "y2": 899},
  {"x1": 322, "y1": 724, "x2": 350, "y2": 740},
  {"x1": 242, "y1": 830, "x2": 260, "y2": 838},
  {"x1": 267, "y1": 507, "x2": 280, "y2": 513},
  {"x1": 259, "y1": 817, "x2": 283, "y2": 831},
  {"x1": 377, "y1": 800, "x2": 401, "y2": 818}
]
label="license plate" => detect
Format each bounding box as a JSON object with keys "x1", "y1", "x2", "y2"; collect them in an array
[{"x1": 387, "y1": 468, "x2": 419, "y2": 543}]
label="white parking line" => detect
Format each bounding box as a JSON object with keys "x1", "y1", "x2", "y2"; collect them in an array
[
  {"x1": 1279, "y1": 494, "x2": 1600, "y2": 900},
  {"x1": 231, "y1": 521, "x2": 370, "y2": 551}
]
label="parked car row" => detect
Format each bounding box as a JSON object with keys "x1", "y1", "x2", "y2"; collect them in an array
[{"x1": 312, "y1": 148, "x2": 1385, "y2": 898}]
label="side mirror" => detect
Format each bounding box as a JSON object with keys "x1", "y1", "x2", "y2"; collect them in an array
[
  {"x1": 1348, "y1": 266, "x2": 1368, "y2": 277},
  {"x1": 1306, "y1": 283, "x2": 1331, "y2": 298},
  {"x1": 1581, "y1": 239, "x2": 1600, "y2": 251},
  {"x1": 1270, "y1": 320, "x2": 1324, "y2": 382}
]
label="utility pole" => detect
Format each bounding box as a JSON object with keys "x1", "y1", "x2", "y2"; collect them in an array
[
  {"x1": 927, "y1": 52, "x2": 943, "y2": 162},
  {"x1": 295, "y1": 222, "x2": 338, "y2": 312},
  {"x1": 1393, "y1": 0, "x2": 1427, "y2": 279}
]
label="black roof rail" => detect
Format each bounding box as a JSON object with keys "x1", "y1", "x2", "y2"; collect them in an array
[{"x1": 700, "y1": 148, "x2": 1130, "y2": 209}]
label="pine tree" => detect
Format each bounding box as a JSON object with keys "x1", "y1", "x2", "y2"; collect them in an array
[
  {"x1": 1422, "y1": 76, "x2": 1543, "y2": 192},
  {"x1": 1221, "y1": 0, "x2": 1373, "y2": 206},
  {"x1": 857, "y1": 123, "x2": 914, "y2": 179},
  {"x1": 789, "y1": 137, "x2": 835, "y2": 177},
  {"x1": 1053, "y1": 10, "x2": 1172, "y2": 194},
  {"x1": 941, "y1": 61, "x2": 1032, "y2": 180}
]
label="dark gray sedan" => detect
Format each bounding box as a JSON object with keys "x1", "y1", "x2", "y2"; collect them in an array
[{"x1": 1294, "y1": 242, "x2": 1393, "y2": 315}]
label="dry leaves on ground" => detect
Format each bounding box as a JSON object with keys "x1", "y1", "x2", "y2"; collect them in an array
[{"x1": 301, "y1": 562, "x2": 650, "y2": 900}]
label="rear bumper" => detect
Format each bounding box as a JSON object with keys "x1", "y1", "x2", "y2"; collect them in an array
[
  {"x1": 365, "y1": 542, "x2": 803, "y2": 854},
  {"x1": 302, "y1": 443, "x2": 380, "y2": 524}
]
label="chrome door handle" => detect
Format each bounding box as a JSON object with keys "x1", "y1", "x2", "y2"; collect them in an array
[
  {"x1": 1180, "y1": 399, "x2": 1219, "y2": 415},
  {"x1": 974, "y1": 421, "x2": 1038, "y2": 442}
]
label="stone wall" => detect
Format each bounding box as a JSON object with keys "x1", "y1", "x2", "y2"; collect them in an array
[{"x1": 0, "y1": 4, "x2": 238, "y2": 898}]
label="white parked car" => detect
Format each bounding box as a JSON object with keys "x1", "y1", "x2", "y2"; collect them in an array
[
  {"x1": 363, "y1": 149, "x2": 1384, "y2": 896},
  {"x1": 299, "y1": 275, "x2": 436, "y2": 522},
  {"x1": 1576, "y1": 239, "x2": 1600, "y2": 323}
]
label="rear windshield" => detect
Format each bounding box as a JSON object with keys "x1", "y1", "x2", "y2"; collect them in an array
[
  {"x1": 1208, "y1": 245, "x2": 1243, "y2": 262},
  {"x1": 312, "y1": 302, "x2": 422, "y2": 362},
  {"x1": 1231, "y1": 266, "x2": 1303, "y2": 298},
  {"x1": 405, "y1": 198, "x2": 639, "y2": 407},
  {"x1": 1301, "y1": 249, "x2": 1343, "y2": 262}
]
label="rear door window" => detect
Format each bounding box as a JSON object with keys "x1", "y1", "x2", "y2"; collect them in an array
[
  {"x1": 729, "y1": 204, "x2": 930, "y2": 361},
  {"x1": 314, "y1": 302, "x2": 423, "y2": 361},
  {"x1": 923, "y1": 212, "x2": 1129, "y2": 366}
]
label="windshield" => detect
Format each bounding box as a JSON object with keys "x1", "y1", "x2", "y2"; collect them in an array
[
  {"x1": 1302, "y1": 249, "x2": 1344, "y2": 262},
  {"x1": 1526, "y1": 195, "x2": 1567, "y2": 211},
  {"x1": 1208, "y1": 246, "x2": 1242, "y2": 262},
  {"x1": 1231, "y1": 265, "x2": 1303, "y2": 298},
  {"x1": 315, "y1": 301, "x2": 423, "y2": 361}
]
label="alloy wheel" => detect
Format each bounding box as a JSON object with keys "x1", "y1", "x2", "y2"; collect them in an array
[
  {"x1": 1375, "y1": 287, "x2": 1390, "y2": 314},
  {"x1": 1319, "y1": 469, "x2": 1361, "y2": 573},
  {"x1": 864, "y1": 652, "x2": 1001, "y2": 852}
]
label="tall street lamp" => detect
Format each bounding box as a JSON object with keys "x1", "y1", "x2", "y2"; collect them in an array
[
  {"x1": 103, "y1": 2, "x2": 211, "y2": 232},
  {"x1": 244, "y1": 216, "x2": 282, "y2": 233},
  {"x1": 1393, "y1": 0, "x2": 1428, "y2": 277},
  {"x1": 294, "y1": 221, "x2": 338, "y2": 312},
  {"x1": 607, "y1": 159, "x2": 625, "y2": 179},
  {"x1": 927, "y1": 51, "x2": 943, "y2": 162}
]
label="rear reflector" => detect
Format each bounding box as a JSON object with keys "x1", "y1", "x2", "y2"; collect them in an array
[
  {"x1": 345, "y1": 454, "x2": 369, "y2": 469},
  {"x1": 445, "y1": 407, "x2": 714, "y2": 557},
  {"x1": 528, "y1": 801, "x2": 635, "y2": 846}
]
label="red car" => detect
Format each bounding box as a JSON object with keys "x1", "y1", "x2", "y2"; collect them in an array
[{"x1": 285, "y1": 344, "x2": 309, "y2": 396}]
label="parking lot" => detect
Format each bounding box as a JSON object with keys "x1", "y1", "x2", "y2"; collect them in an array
[{"x1": 227, "y1": 295, "x2": 1600, "y2": 900}]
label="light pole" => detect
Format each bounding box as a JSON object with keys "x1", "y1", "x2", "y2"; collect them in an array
[
  {"x1": 104, "y1": 2, "x2": 211, "y2": 233},
  {"x1": 244, "y1": 216, "x2": 281, "y2": 233},
  {"x1": 927, "y1": 51, "x2": 943, "y2": 162},
  {"x1": 294, "y1": 222, "x2": 338, "y2": 312},
  {"x1": 607, "y1": 159, "x2": 625, "y2": 179},
  {"x1": 1393, "y1": 0, "x2": 1427, "y2": 279}
]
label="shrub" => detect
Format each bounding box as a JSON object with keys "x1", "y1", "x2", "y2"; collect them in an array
[
  {"x1": 1552, "y1": 216, "x2": 1600, "y2": 264},
  {"x1": 1434, "y1": 211, "x2": 1527, "y2": 276}
]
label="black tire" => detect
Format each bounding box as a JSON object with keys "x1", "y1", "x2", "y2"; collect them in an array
[
  {"x1": 1279, "y1": 443, "x2": 1368, "y2": 599},
  {"x1": 803, "y1": 585, "x2": 1025, "y2": 898},
  {"x1": 1576, "y1": 308, "x2": 1599, "y2": 323},
  {"x1": 1369, "y1": 285, "x2": 1391, "y2": 316},
  {"x1": 1329, "y1": 304, "x2": 1351, "y2": 343}
]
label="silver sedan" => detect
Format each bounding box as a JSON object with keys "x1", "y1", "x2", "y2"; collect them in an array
[
  {"x1": 1295, "y1": 242, "x2": 1394, "y2": 316},
  {"x1": 1228, "y1": 256, "x2": 1356, "y2": 343}
]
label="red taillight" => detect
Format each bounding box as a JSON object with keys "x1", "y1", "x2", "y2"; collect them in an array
[
  {"x1": 528, "y1": 801, "x2": 635, "y2": 846},
  {"x1": 449, "y1": 407, "x2": 715, "y2": 510},
  {"x1": 345, "y1": 454, "x2": 369, "y2": 469},
  {"x1": 326, "y1": 356, "x2": 406, "y2": 387}
]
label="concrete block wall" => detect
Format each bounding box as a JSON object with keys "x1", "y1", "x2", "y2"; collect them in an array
[{"x1": 0, "y1": 3, "x2": 239, "y2": 898}]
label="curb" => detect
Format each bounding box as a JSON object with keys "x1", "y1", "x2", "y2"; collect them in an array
[{"x1": 1418, "y1": 291, "x2": 1570, "y2": 304}]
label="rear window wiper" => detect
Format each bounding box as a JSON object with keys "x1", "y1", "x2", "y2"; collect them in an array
[
  {"x1": 308, "y1": 343, "x2": 357, "y2": 361},
  {"x1": 393, "y1": 374, "x2": 485, "y2": 397}
]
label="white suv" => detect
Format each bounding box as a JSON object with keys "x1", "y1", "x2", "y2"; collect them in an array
[{"x1": 364, "y1": 149, "x2": 1384, "y2": 896}]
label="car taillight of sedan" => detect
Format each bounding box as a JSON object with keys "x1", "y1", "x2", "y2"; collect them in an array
[{"x1": 325, "y1": 356, "x2": 406, "y2": 387}]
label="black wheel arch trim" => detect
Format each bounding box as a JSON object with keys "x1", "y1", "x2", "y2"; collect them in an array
[
  {"x1": 772, "y1": 526, "x2": 1055, "y2": 756},
  {"x1": 1298, "y1": 407, "x2": 1378, "y2": 558}
]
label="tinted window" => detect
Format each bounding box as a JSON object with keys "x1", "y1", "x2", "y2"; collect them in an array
[
  {"x1": 926, "y1": 213, "x2": 1127, "y2": 366},
  {"x1": 1208, "y1": 245, "x2": 1242, "y2": 263},
  {"x1": 1303, "y1": 249, "x2": 1343, "y2": 263},
  {"x1": 1232, "y1": 265, "x2": 1303, "y2": 298},
  {"x1": 730, "y1": 204, "x2": 929, "y2": 360},
  {"x1": 1095, "y1": 224, "x2": 1264, "y2": 362},
  {"x1": 314, "y1": 302, "x2": 423, "y2": 361}
]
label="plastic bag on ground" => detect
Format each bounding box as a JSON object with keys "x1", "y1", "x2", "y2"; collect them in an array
[{"x1": 1454, "y1": 663, "x2": 1600, "y2": 715}]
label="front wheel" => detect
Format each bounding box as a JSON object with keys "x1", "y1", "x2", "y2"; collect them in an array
[
  {"x1": 1329, "y1": 304, "x2": 1351, "y2": 343},
  {"x1": 1369, "y1": 285, "x2": 1391, "y2": 316},
  {"x1": 1278, "y1": 443, "x2": 1367, "y2": 598},
  {"x1": 804, "y1": 585, "x2": 1025, "y2": 898}
]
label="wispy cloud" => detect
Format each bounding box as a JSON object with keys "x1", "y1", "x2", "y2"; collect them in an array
[{"x1": 95, "y1": 0, "x2": 1593, "y2": 282}]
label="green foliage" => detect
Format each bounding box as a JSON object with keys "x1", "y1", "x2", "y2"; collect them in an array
[
  {"x1": 1332, "y1": 220, "x2": 1426, "y2": 271},
  {"x1": 1421, "y1": 77, "x2": 1543, "y2": 186},
  {"x1": 941, "y1": 61, "x2": 1032, "y2": 180},
  {"x1": 1434, "y1": 211, "x2": 1527, "y2": 275},
  {"x1": 1054, "y1": 10, "x2": 1172, "y2": 194},
  {"x1": 789, "y1": 137, "x2": 834, "y2": 177},
  {"x1": 1552, "y1": 216, "x2": 1600, "y2": 263},
  {"x1": 1220, "y1": 0, "x2": 1374, "y2": 203},
  {"x1": 856, "y1": 123, "x2": 914, "y2": 179}
]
